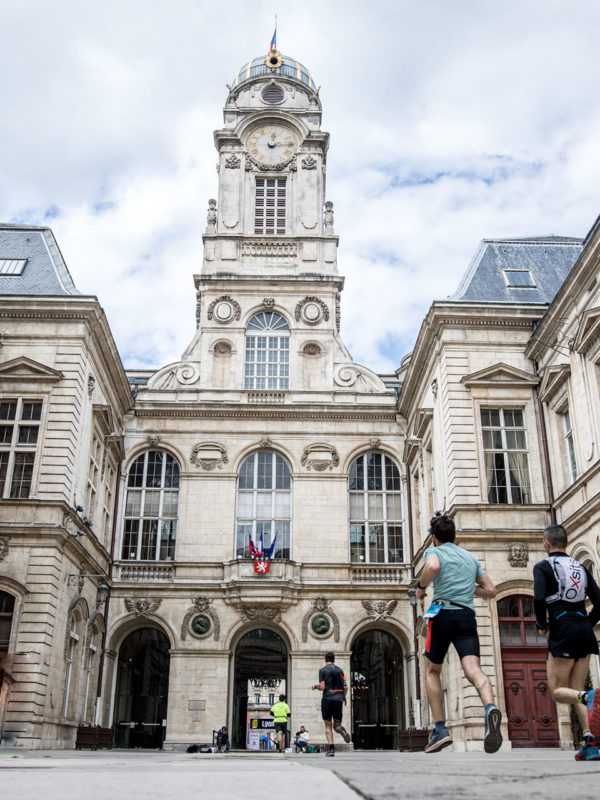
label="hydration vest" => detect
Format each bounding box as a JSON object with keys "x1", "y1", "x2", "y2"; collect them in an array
[{"x1": 546, "y1": 556, "x2": 587, "y2": 604}]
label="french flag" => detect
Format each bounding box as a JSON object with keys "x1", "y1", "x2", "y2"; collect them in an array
[{"x1": 269, "y1": 28, "x2": 277, "y2": 52}]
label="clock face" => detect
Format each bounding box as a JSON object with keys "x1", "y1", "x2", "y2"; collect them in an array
[{"x1": 247, "y1": 125, "x2": 297, "y2": 166}]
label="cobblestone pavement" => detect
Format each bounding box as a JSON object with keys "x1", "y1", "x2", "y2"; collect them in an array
[{"x1": 1, "y1": 748, "x2": 598, "y2": 800}]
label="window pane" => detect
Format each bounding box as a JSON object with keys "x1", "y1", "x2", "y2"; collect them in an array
[
  {"x1": 521, "y1": 596, "x2": 534, "y2": 617},
  {"x1": 387, "y1": 525, "x2": 403, "y2": 562},
  {"x1": 21, "y1": 401, "x2": 42, "y2": 421},
  {"x1": 385, "y1": 457, "x2": 401, "y2": 490},
  {"x1": 386, "y1": 494, "x2": 402, "y2": 519},
  {"x1": 367, "y1": 453, "x2": 382, "y2": 490},
  {"x1": 256, "y1": 491, "x2": 272, "y2": 517},
  {"x1": 0, "y1": 402, "x2": 16, "y2": 421},
  {"x1": 368, "y1": 524, "x2": 385, "y2": 562},
  {"x1": 146, "y1": 451, "x2": 164, "y2": 487},
  {"x1": 17, "y1": 425, "x2": 39, "y2": 445},
  {"x1": 237, "y1": 492, "x2": 253, "y2": 518},
  {"x1": 162, "y1": 490, "x2": 179, "y2": 517},
  {"x1": 349, "y1": 493, "x2": 364, "y2": 519},
  {"x1": 140, "y1": 519, "x2": 158, "y2": 559},
  {"x1": 236, "y1": 522, "x2": 252, "y2": 557},
  {"x1": 10, "y1": 452, "x2": 34, "y2": 498},
  {"x1": 125, "y1": 490, "x2": 142, "y2": 516},
  {"x1": 368, "y1": 493, "x2": 384, "y2": 519},
  {"x1": 350, "y1": 524, "x2": 365, "y2": 562},
  {"x1": 0, "y1": 425, "x2": 13, "y2": 444},
  {"x1": 143, "y1": 490, "x2": 160, "y2": 517},
  {"x1": 239, "y1": 456, "x2": 255, "y2": 489},
  {"x1": 127, "y1": 455, "x2": 145, "y2": 487},
  {"x1": 274, "y1": 492, "x2": 290, "y2": 517}
]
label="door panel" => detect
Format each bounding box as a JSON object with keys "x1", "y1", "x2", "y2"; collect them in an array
[{"x1": 501, "y1": 648, "x2": 559, "y2": 747}]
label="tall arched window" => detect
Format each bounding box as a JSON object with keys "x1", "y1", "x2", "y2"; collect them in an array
[
  {"x1": 122, "y1": 450, "x2": 180, "y2": 561},
  {"x1": 349, "y1": 452, "x2": 403, "y2": 563},
  {"x1": 0, "y1": 591, "x2": 15, "y2": 653},
  {"x1": 245, "y1": 312, "x2": 290, "y2": 390},
  {"x1": 236, "y1": 451, "x2": 291, "y2": 559}
]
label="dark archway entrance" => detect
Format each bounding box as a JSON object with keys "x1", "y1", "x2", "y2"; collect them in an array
[
  {"x1": 113, "y1": 627, "x2": 170, "y2": 749},
  {"x1": 233, "y1": 628, "x2": 287, "y2": 749},
  {"x1": 351, "y1": 629, "x2": 404, "y2": 749},
  {"x1": 498, "y1": 594, "x2": 559, "y2": 747}
]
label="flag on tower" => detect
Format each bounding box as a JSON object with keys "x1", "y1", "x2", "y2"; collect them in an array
[{"x1": 269, "y1": 26, "x2": 277, "y2": 53}]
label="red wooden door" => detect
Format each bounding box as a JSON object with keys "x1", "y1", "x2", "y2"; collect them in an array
[{"x1": 498, "y1": 595, "x2": 559, "y2": 748}]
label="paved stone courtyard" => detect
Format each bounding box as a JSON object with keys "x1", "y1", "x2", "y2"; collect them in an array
[{"x1": 1, "y1": 748, "x2": 598, "y2": 800}]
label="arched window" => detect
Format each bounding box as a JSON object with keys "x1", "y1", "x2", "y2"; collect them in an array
[
  {"x1": 349, "y1": 452, "x2": 403, "y2": 563},
  {"x1": 62, "y1": 612, "x2": 81, "y2": 718},
  {"x1": 122, "y1": 450, "x2": 180, "y2": 561},
  {"x1": 0, "y1": 590, "x2": 15, "y2": 652},
  {"x1": 245, "y1": 312, "x2": 290, "y2": 390},
  {"x1": 236, "y1": 451, "x2": 291, "y2": 559}
]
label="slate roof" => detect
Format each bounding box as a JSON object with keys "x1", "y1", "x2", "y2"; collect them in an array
[
  {"x1": 0, "y1": 224, "x2": 80, "y2": 296},
  {"x1": 449, "y1": 236, "x2": 583, "y2": 304}
]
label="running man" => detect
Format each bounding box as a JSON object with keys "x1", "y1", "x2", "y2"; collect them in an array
[
  {"x1": 312, "y1": 651, "x2": 351, "y2": 756},
  {"x1": 269, "y1": 693, "x2": 291, "y2": 752},
  {"x1": 533, "y1": 524, "x2": 600, "y2": 761},
  {"x1": 416, "y1": 513, "x2": 503, "y2": 754}
]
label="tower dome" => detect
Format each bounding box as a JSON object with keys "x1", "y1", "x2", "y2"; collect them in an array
[{"x1": 230, "y1": 51, "x2": 318, "y2": 95}]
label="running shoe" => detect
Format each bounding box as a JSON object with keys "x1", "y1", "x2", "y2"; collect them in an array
[
  {"x1": 586, "y1": 689, "x2": 600, "y2": 739},
  {"x1": 424, "y1": 727, "x2": 452, "y2": 753},
  {"x1": 575, "y1": 741, "x2": 600, "y2": 761},
  {"x1": 484, "y1": 706, "x2": 503, "y2": 754},
  {"x1": 337, "y1": 724, "x2": 351, "y2": 743},
  {"x1": 325, "y1": 749, "x2": 335, "y2": 757}
]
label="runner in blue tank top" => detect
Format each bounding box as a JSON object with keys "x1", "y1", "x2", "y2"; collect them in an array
[{"x1": 416, "y1": 513, "x2": 502, "y2": 754}]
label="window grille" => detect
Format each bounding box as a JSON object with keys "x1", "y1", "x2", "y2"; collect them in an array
[{"x1": 255, "y1": 177, "x2": 286, "y2": 235}]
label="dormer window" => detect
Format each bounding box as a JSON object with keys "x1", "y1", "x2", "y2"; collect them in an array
[
  {"x1": 0, "y1": 259, "x2": 27, "y2": 275},
  {"x1": 503, "y1": 269, "x2": 536, "y2": 288}
]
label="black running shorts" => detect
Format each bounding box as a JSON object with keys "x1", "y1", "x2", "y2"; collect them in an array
[
  {"x1": 424, "y1": 608, "x2": 480, "y2": 664},
  {"x1": 321, "y1": 696, "x2": 343, "y2": 723},
  {"x1": 548, "y1": 617, "x2": 599, "y2": 661}
]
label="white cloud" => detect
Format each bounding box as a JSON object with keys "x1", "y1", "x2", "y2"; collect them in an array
[{"x1": 2, "y1": 0, "x2": 600, "y2": 371}]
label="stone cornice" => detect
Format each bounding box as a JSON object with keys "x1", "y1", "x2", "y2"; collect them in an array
[
  {"x1": 398, "y1": 302, "x2": 542, "y2": 415},
  {"x1": 538, "y1": 363, "x2": 571, "y2": 403},
  {"x1": 133, "y1": 405, "x2": 398, "y2": 422}
]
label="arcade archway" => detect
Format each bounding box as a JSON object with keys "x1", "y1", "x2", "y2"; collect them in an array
[
  {"x1": 113, "y1": 627, "x2": 170, "y2": 748},
  {"x1": 351, "y1": 628, "x2": 405, "y2": 749},
  {"x1": 232, "y1": 628, "x2": 288, "y2": 749}
]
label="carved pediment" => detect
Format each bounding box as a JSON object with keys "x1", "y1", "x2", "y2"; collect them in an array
[
  {"x1": 0, "y1": 356, "x2": 63, "y2": 382},
  {"x1": 538, "y1": 364, "x2": 571, "y2": 403},
  {"x1": 413, "y1": 408, "x2": 433, "y2": 439},
  {"x1": 573, "y1": 306, "x2": 600, "y2": 356},
  {"x1": 461, "y1": 362, "x2": 538, "y2": 388}
]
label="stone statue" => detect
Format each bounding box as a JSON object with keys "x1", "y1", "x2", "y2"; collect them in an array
[
  {"x1": 324, "y1": 200, "x2": 334, "y2": 234},
  {"x1": 206, "y1": 198, "x2": 217, "y2": 233}
]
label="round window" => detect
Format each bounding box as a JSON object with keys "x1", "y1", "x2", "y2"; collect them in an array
[
  {"x1": 190, "y1": 613, "x2": 212, "y2": 638},
  {"x1": 262, "y1": 86, "x2": 284, "y2": 104},
  {"x1": 215, "y1": 302, "x2": 233, "y2": 322}
]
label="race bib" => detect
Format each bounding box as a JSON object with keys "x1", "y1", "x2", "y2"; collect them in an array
[{"x1": 424, "y1": 603, "x2": 444, "y2": 619}]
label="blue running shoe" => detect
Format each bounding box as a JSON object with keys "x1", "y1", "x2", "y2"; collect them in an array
[
  {"x1": 484, "y1": 706, "x2": 503, "y2": 754},
  {"x1": 575, "y1": 741, "x2": 600, "y2": 761},
  {"x1": 424, "y1": 726, "x2": 452, "y2": 753}
]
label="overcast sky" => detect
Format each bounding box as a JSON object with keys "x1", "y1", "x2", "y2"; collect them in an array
[{"x1": 3, "y1": 0, "x2": 600, "y2": 372}]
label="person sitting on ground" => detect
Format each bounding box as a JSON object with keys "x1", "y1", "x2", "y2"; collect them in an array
[
  {"x1": 294, "y1": 725, "x2": 309, "y2": 752},
  {"x1": 216, "y1": 725, "x2": 229, "y2": 752}
]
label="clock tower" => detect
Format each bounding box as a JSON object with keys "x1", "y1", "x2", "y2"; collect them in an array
[{"x1": 148, "y1": 47, "x2": 385, "y2": 398}]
